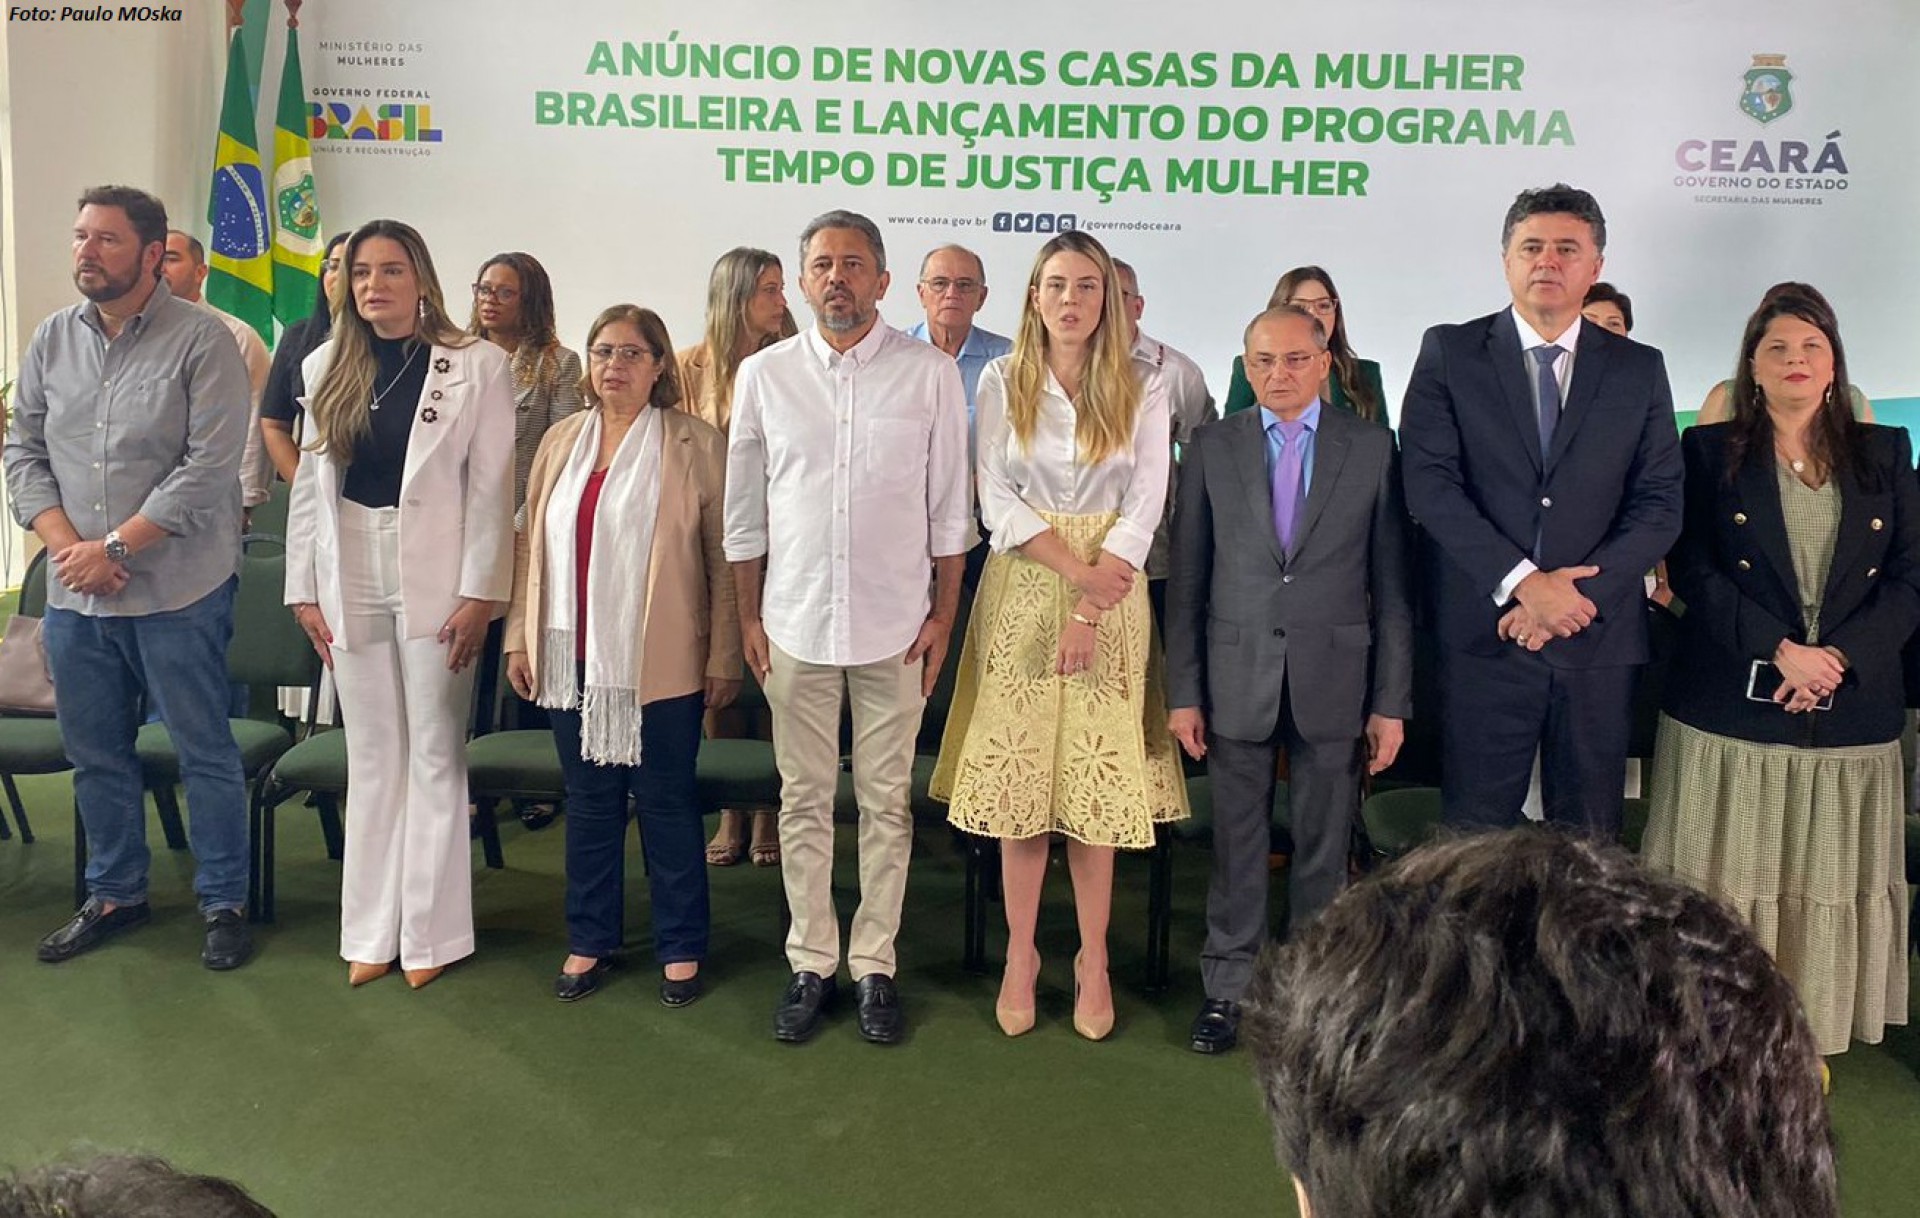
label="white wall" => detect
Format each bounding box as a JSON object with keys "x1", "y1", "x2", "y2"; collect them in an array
[{"x1": 0, "y1": 6, "x2": 226, "y2": 584}]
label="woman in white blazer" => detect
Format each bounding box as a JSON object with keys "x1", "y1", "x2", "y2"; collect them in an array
[{"x1": 285, "y1": 219, "x2": 514, "y2": 989}]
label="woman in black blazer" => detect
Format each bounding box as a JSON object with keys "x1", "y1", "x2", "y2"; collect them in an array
[{"x1": 1643, "y1": 288, "x2": 1918, "y2": 1060}]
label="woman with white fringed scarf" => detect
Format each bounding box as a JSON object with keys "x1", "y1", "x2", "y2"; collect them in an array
[{"x1": 504, "y1": 305, "x2": 742, "y2": 1006}]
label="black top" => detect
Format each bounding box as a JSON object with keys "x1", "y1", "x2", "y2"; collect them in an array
[
  {"x1": 1663, "y1": 423, "x2": 1920, "y2": 748},
  {"x1": 341, "y1": 335, "x2": 429, "y2": 509},
  {"x1": 260, "y1": 313, "x2": 332, "y2": 426}
]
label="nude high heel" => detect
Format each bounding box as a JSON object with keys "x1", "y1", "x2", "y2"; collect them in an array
[
  {"x1": 403, "y1": 966, "x2": 445, "y2": 990},
  {"x1": 995, "y1": 953, "x2": 1039, "y2": 1037},
  {"x1": 1072, "y1": 951, "x2": 1114, "y2": 1041},
  {"x1": 348, "y1": 961, "x2": 391, "y2": 987}
]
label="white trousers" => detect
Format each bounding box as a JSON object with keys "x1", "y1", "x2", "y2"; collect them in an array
[{"x1": 332, "y1": 501, "x2": 478, "y2": 969}]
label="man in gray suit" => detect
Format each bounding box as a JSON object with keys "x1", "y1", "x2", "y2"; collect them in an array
[{"x1": 1165, "y1": 305, "x2": 1414, "y2": 1054}]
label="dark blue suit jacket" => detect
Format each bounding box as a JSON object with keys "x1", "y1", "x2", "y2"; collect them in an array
[{"x1": 1400, "y1": 309, "x2": 1683, "y2": 667}]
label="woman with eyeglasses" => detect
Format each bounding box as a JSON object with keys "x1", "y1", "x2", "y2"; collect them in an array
[
  {"x1": 285, "y1": 219, "x2": 515, "y2": 989},
  {"x1": 259, "y1": 231, "x2": 350, "y2": 484},
  {"x1": 506, "y1": 306, "x2": 741, "y2": 1004},
  {"x1": 1223, "y1": 266, "x2": 1387, "y2": 425},
  {"x1": 676, "y1": 247, "x2": 796, "y2": 869},
  {"x1": 468, "y1": 252, "x2": 585, "y2": 512},
  {"x1": 932, "y1": 230, "x2": 1189, "y2": 1041}
]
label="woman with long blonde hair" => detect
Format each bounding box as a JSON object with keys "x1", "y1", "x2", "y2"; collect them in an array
[
  {"x1": 286, "y1": 218, "x2": 515, "y2": 989},
  {"x1": 932, "y1": 230, "x2": 1189, "y2": 1041},
  {"x1": 677, "y1": 246, "x2": 796, "y2": 868}
]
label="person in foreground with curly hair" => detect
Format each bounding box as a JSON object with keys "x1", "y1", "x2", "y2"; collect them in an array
[
  {"x1": 0, "y1": 1153, "x2": 275, "y2": 1217},
  {"x1": 1243, "y1": 828, "x2": 1836, "y2": 1218}
]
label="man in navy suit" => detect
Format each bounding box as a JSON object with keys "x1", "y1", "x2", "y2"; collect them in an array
[{"x1": 1400, "y1": 184, "x2": 1682, "y2": 836}]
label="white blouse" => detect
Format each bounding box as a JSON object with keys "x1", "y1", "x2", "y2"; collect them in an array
[{"x1": 975, "y1": 354, "x2": 1171, "y2": 570}]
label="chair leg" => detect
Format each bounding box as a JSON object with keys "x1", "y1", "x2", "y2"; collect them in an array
[
  {"x1": 475, "y1": 799, "x2": 505, "y2": 870},
  {"x1": 72, "y1": 801, "x2": 87, "y2": 909},
  {"x1": 963, "y1": 833, "x2": 989, "y2": 975},
  {"x1": 246, "y1": 781, "x2": 264, "y2": 924},
  {"x1": 3, "y1": 773, "x2": 35, "y2": 843},
  {"x1": 1145, "y1": 828, "x2": 1172, "y2": 994},
  {"x1": 263, "y1": 791, "x2": 278, "y2": 924},
  {"x1": 316, "y1": 795, "x2": 344, "y2": 860},
  {"x1": 153, "y1": 785, "x2": 188, "y2": 850}
]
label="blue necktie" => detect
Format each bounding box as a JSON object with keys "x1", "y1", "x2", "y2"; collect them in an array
[{"x1": 1531, "y1": 345, "x2": 1562, "y2": 460}]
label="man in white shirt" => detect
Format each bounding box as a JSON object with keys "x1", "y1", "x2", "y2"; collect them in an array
[
  {"x1": 725, "y1": 209, "x2": 972, "y2": 1046},
  {"x1": 1115, "y1": 259, "x2": 1217, "y2": 622},
  {"x1": 161, "y1": 230, "x2": 273, "y2": 511}
]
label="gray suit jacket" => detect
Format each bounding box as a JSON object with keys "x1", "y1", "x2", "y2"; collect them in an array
[{"x1": 1165, "y1": 404, "x2": 1414, "y2": 745}]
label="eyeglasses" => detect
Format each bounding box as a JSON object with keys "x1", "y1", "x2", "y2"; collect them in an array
[
  {"x1": 472, "y1": 283, "x2": 521, "y2": 303},
  {"x1": 588, "y1": 344, "x2": 656, "y2": 365},
  {"x1": 1286, "y1": 296, "x2": 1339, "y2": 316},
  {"x1": 1246, "y1": 352, "x2": 1324, "y2": 373},
  {"x1": 920, "y1": 277, "x2": 982, "y2": 296}
]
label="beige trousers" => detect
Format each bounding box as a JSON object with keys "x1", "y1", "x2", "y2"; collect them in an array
[{"x1": 765, "y1": 641, "x2": 927, "y2": 980}]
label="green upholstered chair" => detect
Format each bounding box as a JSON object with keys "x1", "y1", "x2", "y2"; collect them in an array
[
  {"x1": 116, "y1": 543, "x2": 319, "y2": 917},
  {"x1": 464, "y1": 726, "x2": 563, "y2": 870},
  {"x1": 247, "y1": 479, "x2": 291, "y2": 543},
  {"x1": 0, "y1": 548, "x2": 65, "y2": 845},
  {"x1": 256, "y1": 727, "x2": 347, "y2": 921},
  {"x1": 1360, "y1": 785, "x2": 1445, "y2": 863}
]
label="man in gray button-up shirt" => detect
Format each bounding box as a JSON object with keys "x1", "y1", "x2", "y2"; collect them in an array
[{"x1": 4, "y1": 185, "x2": 255, "y2": 970}]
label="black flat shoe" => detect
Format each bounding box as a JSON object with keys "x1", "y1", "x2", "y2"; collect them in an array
[
  {"x1": 1189, "y1": 998, "x2": 1242, "y2": 1055},
  {"x1": 856, "y1": 973, "x2": 904, "y2": 1045},
  {"x1": 772, "y1": 971, "x2": 836, "y2": 1043},
  {"x1": 37, "y1": 899, "x2": 151, "y2": 964},
  {"x1": 659, "y1": 972, "x2": 704, "y2": 1008},
  {"x1": 554, "y1": 959, "x2": 612, "y2": 1002},
  {"x1": 517, "y1": 802, "x2": 559, "y2": 832},
  {"x1": 201, "y1": 908, "x2": 254, "y2": 971}
]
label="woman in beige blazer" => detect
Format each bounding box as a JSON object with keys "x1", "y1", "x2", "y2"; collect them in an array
[{"x1": 506, "y1": 304, "x2": 742, "y2": 1005}]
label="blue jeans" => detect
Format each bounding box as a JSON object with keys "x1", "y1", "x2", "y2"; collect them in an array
[
  {"x1": 551, "y1": 686, "x2": 708, "y2": 962},
  {"x1": 45, "y1": 577, "x2": 250, "y2": 913}
]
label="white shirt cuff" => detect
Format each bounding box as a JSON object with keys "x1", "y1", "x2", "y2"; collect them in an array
[{"x1": 1494, "y1": 559, "x2": 1538, "y2": 606}]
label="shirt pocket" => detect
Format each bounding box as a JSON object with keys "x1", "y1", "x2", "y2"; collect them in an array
[{"x1": 861, "y1": 415, "x2": 929, "y2": 496}]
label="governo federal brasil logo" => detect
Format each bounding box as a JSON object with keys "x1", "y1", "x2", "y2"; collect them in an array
[{"x1": 1740, "y1": 54, "x2": 1793, "y2": 125}]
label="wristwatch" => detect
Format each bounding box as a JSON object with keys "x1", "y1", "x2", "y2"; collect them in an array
[{"x1": 103, "y1": 530, "x2": 130, "y2": 564}]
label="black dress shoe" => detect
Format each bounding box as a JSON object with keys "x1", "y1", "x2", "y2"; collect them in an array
[
  {"x1": 202, "y1": 908, "x2": 254, "y2": 971},
  {"x1": 37, "y1": 899, "x2": 151, "y2": 964},
  {"x1": 772, "y1": 971, "x2": 837, "y2": 1043},
  {"x1": 1189, "y1": 998, "x2": 1242, "y2": 1054},
  {"x1": 554, "y1": 959, "x2": 612, "y2": 1002},
  {"x1": 659, "y1": 972, "x2": 704, "y2": 1008},
  {"x1": 855, "y1": 973, "x2": 904, "y2": 1045}
]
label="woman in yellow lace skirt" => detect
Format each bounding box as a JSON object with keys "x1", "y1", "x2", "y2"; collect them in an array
[{"x1": 931, "y1": 231, "x2": 1188, "y2": 1041}]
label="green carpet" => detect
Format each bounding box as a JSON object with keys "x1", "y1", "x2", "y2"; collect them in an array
[{"x1": 0, "y1": 775, "x2": 1915, "y2": 1217}]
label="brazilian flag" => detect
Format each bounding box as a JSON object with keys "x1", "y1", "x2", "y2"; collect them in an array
[
  {"x1": 270, "y1": 24, "x2": 323, "y2": 328},
  {"x1": 206, "y1": 27, "x2": 275, "y2": 345}
]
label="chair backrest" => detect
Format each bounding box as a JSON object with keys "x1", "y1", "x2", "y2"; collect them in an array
[
  {"x1": 228, "y1": 543, "x2": 322, "y2": 691},
  {"x1": 249, "y1": 479, "x2": 291, "y2": 544},
  {"x1": 18, "y1": 548, "x2": 49, "y2": 618}
]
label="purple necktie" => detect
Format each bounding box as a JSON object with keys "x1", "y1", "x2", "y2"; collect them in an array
[{"x1": 1271, "y1": 418, "x2": 1308, "y2": 554}]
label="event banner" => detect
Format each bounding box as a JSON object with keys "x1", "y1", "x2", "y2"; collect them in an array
[{"x1": 296, "y1": 0, "x2": 1919, "y2": 422}]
